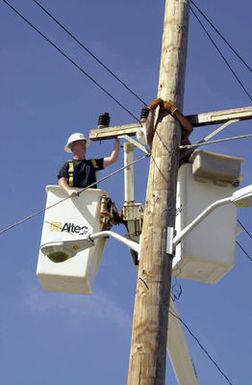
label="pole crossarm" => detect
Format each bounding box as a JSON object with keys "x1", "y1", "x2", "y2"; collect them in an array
[
  {"x1": 88, "y1": 106, "x2": 252, "y2": 141},
  {"x1": 89, "y1": 122, "x2": 141, "y2": 141},
  {"x1": 188, "y1": 105, "x2": 252, "y2": 127}
]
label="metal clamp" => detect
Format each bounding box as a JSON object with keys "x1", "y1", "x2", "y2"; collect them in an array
[{"x1": 166, "y1": 227, "x2": 174, "y2": 255}]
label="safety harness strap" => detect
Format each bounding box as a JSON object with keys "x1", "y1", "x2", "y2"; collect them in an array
[
  {"x1": 91, "y1": 159, "x2": 98, "y2": 169},
  {"x1": 68, "y1": 160, "x2": 74, "y2": 187}
]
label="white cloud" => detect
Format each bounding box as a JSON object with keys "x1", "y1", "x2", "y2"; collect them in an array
[{"x1": 26, "y1": 286, "x2": 131, "y2": 330}]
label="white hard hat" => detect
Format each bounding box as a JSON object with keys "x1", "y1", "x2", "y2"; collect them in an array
[{"x1": 64, "y1": 132, "x2": 90, "y2": 153}]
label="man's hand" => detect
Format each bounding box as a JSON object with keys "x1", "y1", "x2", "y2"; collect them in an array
[
  {"x1": 147, "y1": 98, "x2": 163, "y2": 111},
  {"x1": 103, "y1": 138, "x2": 120, "y2": 168},
  {"x1": 163, "y1": 100, "x2": 178, "y2": 115},
  {"x1": 68, "y1": 189, "x2": 79, "y2": 198}
]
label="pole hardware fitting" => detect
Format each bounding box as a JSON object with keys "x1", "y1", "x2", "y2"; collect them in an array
[
  {"x1": 123, "y1": 204, "x2": 144, "y2": 242},
  {"x1": 140, "y1": 107, "x2": 149, "y2": 122},
  {"x1": 99, "y1": 195, "x2": 124, "y2": 230},
  {"x1": 166, "y1": 227, "x2": 175, "y2": 256},
  {"x1": 97, "y1": 112, "x2": 110, "y2": 129},
  {"x1": 123, "y1": 204, "x2": 144, "y2": 221},
  {"x1": 119, "y1": 134, "x2": 149, "y2": 155}
]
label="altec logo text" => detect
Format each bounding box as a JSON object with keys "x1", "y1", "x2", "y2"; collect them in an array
[{"x1": 50, "y1": 221, "x2": 89, "y2": 235}]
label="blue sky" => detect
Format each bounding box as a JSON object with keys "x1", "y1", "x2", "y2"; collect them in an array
[{"x1": 1, "y1": 0, "x2": 252, "y2": 384}]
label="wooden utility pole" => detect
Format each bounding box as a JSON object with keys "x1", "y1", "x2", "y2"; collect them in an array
[{"x1": 127, "y1": 1, "x2": 190, "y2": 384}]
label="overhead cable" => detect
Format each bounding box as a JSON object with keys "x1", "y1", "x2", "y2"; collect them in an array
[
  {"x1": 32, "y1": 0, "x2": 147, "y2": 106},
  {"x1": 190, "y1": 1, "x2": 252, "y2": 73},
  {"x1": 190, "y1": 6, "x2": 252, "y2": 103},
  {"x1": 169, "y1": 309, "x2": 235, "y2": 385},
  {"x1": 1, "y1": 0, "x2": 141, "y2": 123},
  {"x1": 171, "y1": 281, "x2": 182, "y2": 301},
  {"x1": 236, "y1": 220, "x2": 252, "y2": 262},
  {"x1": 237, "y1": 219, "x2": 252, "y2": 240},
  {"x1": 0, "y1": 153, "x2": 149, "y2": 236},
  {"x1": 179, "y1": 119, "x2": 241, "y2": 162},
  {"x1": 179, "y1": 133, "x2": 252, "y2": 149},
  {"x1": 236, "y1": 240, "x2": 252, "y2": 263}
]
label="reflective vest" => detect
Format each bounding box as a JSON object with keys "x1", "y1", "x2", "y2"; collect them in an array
[
  {"x1": 68, "y1": 160, "x2": 74, "y2": 187},
  {"x1": 68, "y1": 159, "x2": 99, "y2": 187}
]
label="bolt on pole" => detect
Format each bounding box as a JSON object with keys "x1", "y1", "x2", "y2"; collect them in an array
[{"x1": 127, "y1": 1, "x2": 190, "y2": 385}]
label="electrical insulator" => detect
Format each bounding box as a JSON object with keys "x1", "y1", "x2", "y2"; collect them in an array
[
  {"x1": 140, "y1": 107, "x2": 149, "y2": 122},
  {"x1": 97, "y1": 112, "x2": 110, "y2": 128}
]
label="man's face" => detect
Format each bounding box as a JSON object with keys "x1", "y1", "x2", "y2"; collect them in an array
[{"x1": 71, "y1": 140, "x2": 87, "y2": 153}]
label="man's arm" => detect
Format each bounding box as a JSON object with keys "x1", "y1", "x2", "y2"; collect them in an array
[
  {"x1": 163, "y1": 100, "x2": 193, "y2": 139},
  {"x1": 145, "y1": 110, "x2": 156, "y2": 149},
  {"x1": 58, "y1": 177, "x2": 71, "y2": 193},
  {"x1": 58, "y1": 162, "x2": 71, "y2": 194},
  {"x1": 58, "y1": 177, "x2": 79, "y2": 197},
  {"x1": 103, "y1": 138, "x2": 120, "y2": 168},
  {"x1": 145, "y1": 98, "x2": 164, "y2": 149},
  {"x1": 173, "y1": 110, "x2": 193, "y2": 139}
]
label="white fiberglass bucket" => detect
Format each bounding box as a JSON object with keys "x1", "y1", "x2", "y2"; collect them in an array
[{"x1": 37, "y1": 186, "x2": 107, "y2": 294}]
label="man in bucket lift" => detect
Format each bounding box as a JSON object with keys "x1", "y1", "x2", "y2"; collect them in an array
[
  {"x1": 58, "y1": 133, "x2": 120, "y2": 197},
  {"x1": 145, "y1": 98, "x2": 193, "y2": 164}
]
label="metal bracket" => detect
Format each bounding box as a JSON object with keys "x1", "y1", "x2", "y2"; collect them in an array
[
  {"x1": 166, "y1": 227, "x2": 174, "y2": 255},
  {"x1": 118, "y1": 134, "x2": 150, "y2": 155},
  {"x1": 180, "y1": 118, "x2": 241, "y2": 150},
  {"x1": 203, "y1": 118, "x2": 241, "y2": 141}
]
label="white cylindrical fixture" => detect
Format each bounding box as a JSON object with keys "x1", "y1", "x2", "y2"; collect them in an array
[{"x1": 123, "y1": 142, "x2": 134, "y2": 204}]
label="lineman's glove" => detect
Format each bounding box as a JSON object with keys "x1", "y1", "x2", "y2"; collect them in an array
[
  {"x1": 163, "y1": 100, "x2": 178, "y2": 116},
  {"x1": 68, "y1": 189, "x2": 79, "y2": 198},
  {"x1": 147, "y1": 98, "x2": 163, "y2": 111}
]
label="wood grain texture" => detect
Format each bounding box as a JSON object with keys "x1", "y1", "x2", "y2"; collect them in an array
[{"x1": 127, "y1": 1, "x2": 190, "y2": 385}]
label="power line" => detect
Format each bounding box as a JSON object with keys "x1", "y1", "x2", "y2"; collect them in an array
[
  {"x1": 236, "y1": 240, "x2": 252, "y2": 263},
  {"x1": 190, "y1": 6, "x2": 252, "y2": 103},
  {"x1": 0, "y1": 153, "x2": 149, "y2": 236},
  {"x1": 169, "y1": 309, "x2": 235, "y2": 385},
  {"x1": 31, "y1": 0, "x2": 147, "y2": 106},
  {"x1": 171, "y1": 280, "x2": 182, "y2": 301},
  {"x1": 1, "y1": 0, "x2": 141, "y2": 123},
  {"x1": 237, "y1": 219, "x2": 252, "y2": 240},
  {"x1": 236, "y1": 220, "x2": 252, "y2": 262},
  {"x1": 179, "y1": 133, "x2": 252, "y2": 149},
  {"x1": 190, "y1": 1, "x2": 252, "y2": 73}
]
